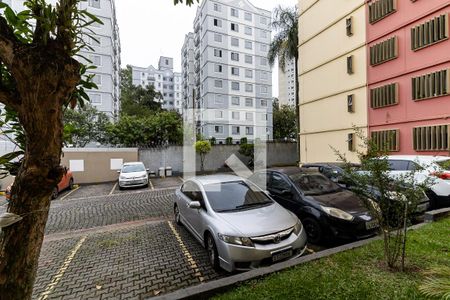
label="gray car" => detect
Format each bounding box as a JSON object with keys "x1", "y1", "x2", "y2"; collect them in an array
[{"x1": 174, "y1": 174, "x2": 308, "y2": 272}]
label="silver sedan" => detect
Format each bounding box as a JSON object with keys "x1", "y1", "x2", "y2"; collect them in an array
[{"x1": 174, "y1": 174, "x2": 308, "y2": 272}]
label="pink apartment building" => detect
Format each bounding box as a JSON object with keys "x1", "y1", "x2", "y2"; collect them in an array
[{"x1": 367, "y1": 0, "x2": 450, "y2": 155}]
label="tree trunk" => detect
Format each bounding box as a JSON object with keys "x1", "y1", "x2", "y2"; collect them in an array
[
  {"x1": 294, "y1": 55, "x2": 300, "y2": 163},
  {"x1": 0, "y1": 46, "x2": 80, "y2": 299}
]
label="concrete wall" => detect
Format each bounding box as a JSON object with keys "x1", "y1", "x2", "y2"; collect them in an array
[
  {"x1": 298, "y1": 0, "x2": 368, "y2": 163},
  {"x1": 61, "y1": 148, "x2": 138, "y2": 184}
]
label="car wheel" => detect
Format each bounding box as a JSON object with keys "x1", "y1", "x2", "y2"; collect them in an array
[
  {"x1": 174, "y1": 205, "x2": 182, "y2": 225},
  {"x1": 205, "y1": 233, "x2": 220, "y2": 271},
  {"x1": 51, "y1": 187, "x2": 58, "y2": 200},
  {"x1": 69, "y1": 178, "x2": 74, "y2": 190},
  {"x1": 303, "y1": 217, "x2": 323, "y2": 245}
]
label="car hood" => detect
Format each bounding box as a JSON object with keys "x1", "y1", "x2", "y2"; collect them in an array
[
  {"x1": 216, "y1": 203, "x2": 297, "y2": 237},
  {"x1": 120, "y1": 171, "x2": 147, "y2": 178},
  {"x1": 308, "y1": 189, "x2": 368, "y2": 214}
]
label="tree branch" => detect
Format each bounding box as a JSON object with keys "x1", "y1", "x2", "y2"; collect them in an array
[{"x1": 0, "y1": 15, "x2": 19, "y2": 69}]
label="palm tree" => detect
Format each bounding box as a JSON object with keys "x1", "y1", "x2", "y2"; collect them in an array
[{"x1": 268, "y1": 6, "x2": 300, "y2": 160}]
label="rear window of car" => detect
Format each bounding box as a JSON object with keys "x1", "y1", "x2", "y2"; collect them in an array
[
  {"x1": 436, "y1": 160, "x2": 450, "y2": 171},
  {"x1": 204, "y1": 181, "x2": 272, "y2": 212},
  {"x1": 122, "y1": 164, "x2": 145, "y2": 173},
  {"x1": 289, "y1": 173, "x2": 341, "y2": 196}
]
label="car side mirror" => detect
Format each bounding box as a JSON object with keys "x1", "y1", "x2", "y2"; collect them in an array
[
  {"x1": 280, "y1": 189, "x2": 292, "y2": 196},
  {"x1": 146, "y1": 168, "x2": 149, "y2": 172},
  {"x1": 188, "y1": 201, "x2": 201, "y2": 209},
  {"x1": 117, "y1": 170, "x2": 121, "y2": 174}
]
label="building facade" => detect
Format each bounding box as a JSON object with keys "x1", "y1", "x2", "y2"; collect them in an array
[
  {"x1": 278, "y1": 58, "x2": 296, "y2": 106},
  {"x1": 182, "y1": 0, "x2": 274, "y2": 143},
  {"x1": 298, "y1": 0, "x2": 368, "y2": 163},
  {"x1": 367, "y1": 0, "x2": 450, "y2": 155},
  {"x1": 131, "y1": 57, "x2": 183, "y2": 114},
  {"x1": 3, "y1": 0, "x2": 121, "y2": 120},
  {"x1": 181, "y1": 33, "x2": 197, "y2": 121}
]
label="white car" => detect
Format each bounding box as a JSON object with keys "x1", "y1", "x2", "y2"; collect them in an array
[
  {"x1": 118, "y1": 162, "x2": 149, "y2": 190},
  {"x1": 385, "y1": 155, "x2": 450, "y2": 209}
]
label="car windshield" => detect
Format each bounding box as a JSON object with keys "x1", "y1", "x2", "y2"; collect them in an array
[
  {"x1": 436, "y1": 159, "x2": 450, "y2": 171},
  {"x1": 204, "y1": 181, "x2": 273, "y2": 212},
  {"x1": 122, "y1": 164, "x2": 145, "y2": 173},
  {"x1": 289, "y1": 173, "x2": 341, "y2": 196}
]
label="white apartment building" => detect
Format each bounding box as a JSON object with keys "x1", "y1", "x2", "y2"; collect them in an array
[
  {"x1": 3, "y1": 0, "x2": 121, "y2": 120},
  {"x1": 181, "y1": 33, "x2": 197, "y2": 122},
  {"x1": 131, "y1": 57, "x2": 183, "y2": 114},
  {"x1": 278, "y1": 58, "x2": 296, "y2": 106},
  {"x1": 182, "y1": 0, "x2": 273, "y2": 143}
]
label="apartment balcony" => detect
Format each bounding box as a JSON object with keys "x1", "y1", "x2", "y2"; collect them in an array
[
  {"x1": 194, "y1": 22, "x2": 200, "y2": 33},
  {"x1": 195, "y1": 63, "x2": 200, "y2": 73},
  {"x1": 195, "y1": 51, "x2": 200, "y2": 60},
  {"x1": 194, "y1": 36, "x2": 200, "y2": 47}
]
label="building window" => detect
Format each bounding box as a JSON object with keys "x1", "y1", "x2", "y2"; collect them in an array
[
  {"x1": 260, "y1": 99, "x2": 268, "y2": 106},
  {"x1": 215, "y1": 126, "x2": 224, "y2": 134},
  {"x1": 232, "y1": 126, "x2": 240, "y2": 135},
  {"x1": 348, "y1": 133, "x2": 355, "y2": 151},
  {"x1": 230, "y1": 8, "x2": 239, "y2": 17},
  {"x1": 215, "y1": 111, "x2": 223, "y2": 118},
  {"x1": 260, "y1": 44, "x2": 267, "y2": 52},
  {"x1": 88, "y1": 0, "x2": 100, "y2": 9},
  {"x1": 261, "y1": 113, "x2": 268, "y2": 121},
  {"x1": 245, "y1": 40, "x2": 252, "y2": 49},
  {"x1": 213, "y1": 3, "x2": 221, "y2": 12},
  {"x1": 260, "y1": 30, "x2": 268, "y2": 38},
  {"x1": 370, "y1": 83, "x2": 399, "y2": 108},
  {"x1": 213, "y1": 18, "x2": 222, "y2": 27},
  {"x1": 214, "y1": 64, "x2": 223, "y2": 73},
  {"x1": 411, "y1": 14, "x2": 449, "y2": 51},
  {"x1": 260, "y1": 57, "x2": 268, "y2": 66},
  {"x1": 215, "y1": 94, "x2": 224, "y2": 104},
  {"x1": 245, "y1": 112, "x2": 253, "y2": 120},
  {"x1": 347, "y1": 94, "x2": 354, "y2": 113},
  {"x1": 369, "y1": 0, "x2": 397, "y2": 24},
  {"x1": 370, "y1": 36, "x2": 398, "y2": 66},
  {"x1": 90, "y1": 93, "x2": 101, "y2": 105},
  {"x1": 246, "y1": 127, "x2": 254, "y2": 135},
  {"x1": 412, "y1": 69, "x2": 449, "y2": 101},
  {"x1": 261, "y1": 86, "x2": 268, "y2": 94},
  {"x1": 90, "y1": 55, "x2": 101, "y2": 66},
  {"x1": 245, "y1": 69, "x2": 253, "y2": 78},
  {"x1": 231, "y1": 37, "x2": 239, "y2": 47},
  {"x1": 231, "y1": 67, "x2": 239, "y2": 76},
  {"x1": 260, "y1": 16, "x2": 267, "y2": 25},
  {"x1": 214, "y1": 49, "x2": 222, "y2": 57},
  {"x1": 371, "y1": 129, "x2": 399, "y2": 151},
  {"x1": 214, "y1": 33, "x2": 222, "y2": 42},
  {"x1": 231, "y1": 82, "x2": 240, "y2": 91},
  {"x1": 413, "y1": 125, "x2": 449, "y2": 151},
  {"x1": 231, "y1": 96, "x2": 240, "y2": 105},
  {"x1": 232, "y1": 111, "x2": 240, "y2": 120},
  {"x1": 231, "y1": 52, "x2": 239, "y2": 61},
  {"x1": 260, "y1": 71, "x2": 268, "y2": 80},
  {"x1": 244, "y1": 12, "x2": 252, "y2": 21},
  {"x1": 245, "y1": 55, "x2": 253, "y2": 64},
  {"x1": 245, "y1": 83, "x2": 253, "y2": 92},
  {"x1": 346, "y1": 17, "x2": 353, "y2": 36},
  {"x1": 214, "y1": 80, "x2": 223, "y2": 88},
  {"x1": 231, "y1": 23, "x2": 239, "y2": 32},
  {"x1": 347, "y1": 56, "x2": 354, "y2": 74},
  {"x1": 245, "y1": 26, "x2": 252, "y2": 35},
  {"x1": 92, "y1": 74, "x2": 102, "y2": 86}
]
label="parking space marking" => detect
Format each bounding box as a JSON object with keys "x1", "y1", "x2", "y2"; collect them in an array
[
  {"x1": 149, "y1": 179, "x2": 155, "y2": 190},
  {"x1": 59, "y1": 186, "x2": 80, "y2": 201},
  {"x1": 167, "y1": 221, "x2": 204, "y2": 283},
  {"x1": 178, "y1": 176, "x2": 185, "y2": 182},
  {"x1": 38, "y1": 235, "x2": 87, "y2": 300},
  {"x1": 109, "y1": 182, "x2": 118, "y2": 195}
]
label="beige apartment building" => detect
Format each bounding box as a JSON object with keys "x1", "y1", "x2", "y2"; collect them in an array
[{"x1": 298, "y1": 0, "x2": 368, "y2": 163}]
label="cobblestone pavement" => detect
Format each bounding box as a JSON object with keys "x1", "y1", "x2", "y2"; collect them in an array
[{"x1": 58, "y1": 182, "x2": 117, "y2": 200}]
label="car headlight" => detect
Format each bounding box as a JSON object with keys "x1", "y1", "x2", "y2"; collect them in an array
[
  {"x1": 320, "y1": 206, "x2": 354, "y2": 221},
  {"x1": 293, "y1": 219, "x2": 302, "y2": 235},
  {"x1": 218, "y1": 234, "x2": 254, "y2": 247},
  {"x1": 139, "y1": 175, "x2": 148, "y2": 179},
  {"x1": 119, "y1": 176, "x2": 126, "y2": 180}
]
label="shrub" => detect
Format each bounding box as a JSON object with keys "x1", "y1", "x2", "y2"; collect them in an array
[
  {"x1": 225, "y1": 137, "x2": 233, "y2": 145},
  {"x1": 240, "y1": 137, "x2": 248, "y2": 145}
]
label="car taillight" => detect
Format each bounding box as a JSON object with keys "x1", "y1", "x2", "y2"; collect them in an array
[{"x1": 431, "y1": 172, "x2": 450, "y2": 180}]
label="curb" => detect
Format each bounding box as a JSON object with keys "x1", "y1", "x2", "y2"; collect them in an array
[{"x1": 150, "y1": 220, "x2": 435, "y2": 300}]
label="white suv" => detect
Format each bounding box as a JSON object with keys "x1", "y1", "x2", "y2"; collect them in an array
[{"x1": 385, "y1": 155, "x2": 450, "y2": 209}]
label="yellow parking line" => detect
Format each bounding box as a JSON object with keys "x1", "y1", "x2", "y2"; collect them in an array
[
  {"x1": 149, "y1": 179, "x2": 154, "y2": 190},
  {"x1": 59, "y1": 186, "x2": 80, "y2": 201},
  {"x1": 109, "y1": 182, "x2": 118, "y2": 195},
  {"x1": 38, "y1": 236, "x2": 87, "y2": 300},
  {"x1": 167, "y1": 221, "x2": 204, "y2": 282}
]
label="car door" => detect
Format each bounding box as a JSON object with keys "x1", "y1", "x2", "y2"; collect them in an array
[
  {"x1": 268, "y1": 172, "x2": 297, "y2": 212},
  {"x1": 178, "y1": 182, "x2": 196, "y2": 230},
  {"x1": 181, "y1": 181, "x2": 205, "y2": 241}
]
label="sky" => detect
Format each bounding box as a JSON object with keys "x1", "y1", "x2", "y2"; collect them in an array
[{"x1": 115, "y1": 0, "x2": 297, "y2": 97}]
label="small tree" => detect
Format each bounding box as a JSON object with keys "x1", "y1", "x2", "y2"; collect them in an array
[
  {"x1": 334, "y1": 129, "x2": 431, "y2": 271},
  {"x1": 195, "y1": 140, "x2": 211, "y2": 172},
  {"x1": 273, "y1": 100, "x2": 297, "y2": 140},
  {"x1": 225, "y1": 137, "x2": 233, "y2": 145},
  {"x1": 239, "y1": 143, "x2": 254, "y2": 169}
]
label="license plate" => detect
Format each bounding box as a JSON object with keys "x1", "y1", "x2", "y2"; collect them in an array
[
  {"x1": 272, "y1": 249, "x2": 293, "y2": 262},
  {"x1": 366, "y1": 219, "x2": 379, "y2": 230}
]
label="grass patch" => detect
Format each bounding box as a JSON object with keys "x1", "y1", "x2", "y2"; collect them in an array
[{"x1": 214, "y1": 218, "x2": 450, "y2": 300}]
